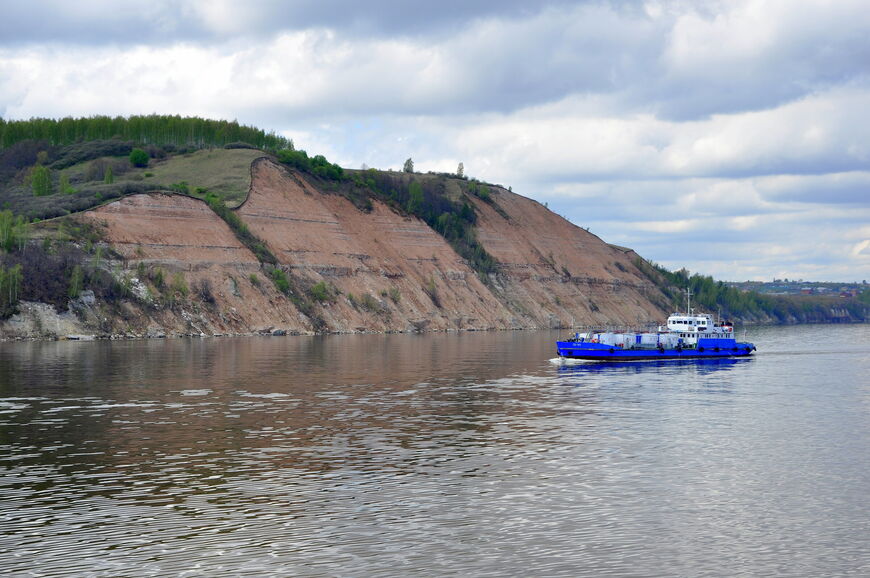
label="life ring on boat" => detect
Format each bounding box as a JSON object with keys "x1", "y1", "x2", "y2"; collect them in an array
[
  {"x1": 609, "y1": 348, "x2": 615, "y2": 354},
  {"x1": 698, "y1": 346, "x2": 705, "y2": 352},
  {"x1": 713, "y1": 347, "x2": 720, "y2": 352}
]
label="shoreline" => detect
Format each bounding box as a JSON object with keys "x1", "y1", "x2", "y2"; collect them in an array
[{"x1": 3, "y1": 318, "x2": 866, "y2": 344}]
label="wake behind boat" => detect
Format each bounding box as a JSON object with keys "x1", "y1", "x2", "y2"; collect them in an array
[{"x1": 556, "y1": 293, "x2": 756, "y2": 361}]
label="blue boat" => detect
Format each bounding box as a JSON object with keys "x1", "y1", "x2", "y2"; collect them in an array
[{"x1": 556, "y1": 302, "x2": 756, "y2": 362}]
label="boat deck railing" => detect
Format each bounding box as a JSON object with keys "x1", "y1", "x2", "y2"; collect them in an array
[{"x1": 567, "y1": 323, "x2": 662, "y2": 334}]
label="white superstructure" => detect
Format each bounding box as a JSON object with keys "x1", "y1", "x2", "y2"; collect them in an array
[
  {"x1": 572, "y1": 313, "x2": 735, "y2": 350},
  {"x1": 659, "y1": 312, "x2": 734, "y2": 346}
]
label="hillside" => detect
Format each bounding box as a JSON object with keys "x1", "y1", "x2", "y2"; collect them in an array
[
  {"x1": 0, "y1": 116, "x2": 866, "y2": 339},
  {"x1": 0, "y1": 154, "x2": 670, "y2": 339}
]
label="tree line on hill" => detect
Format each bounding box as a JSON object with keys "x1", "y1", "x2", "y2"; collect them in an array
[
  {"x1": 0, "y1": 115, "x2": 292, "y2": 151},
  {"x1": 636, "y1": 259, "x2": 869, "y2": 323}
]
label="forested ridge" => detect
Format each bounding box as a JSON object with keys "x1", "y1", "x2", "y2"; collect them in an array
[
  {"x1": 0, "y1": 115, "x2": 291, "y2": 150},
  {"x1": 636, "y1": 259, "x2": 869, "y2": 323}
]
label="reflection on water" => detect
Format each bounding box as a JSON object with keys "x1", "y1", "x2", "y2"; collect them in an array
[
  {"x1": 556, "y1": 356, "x2": 752, "y2": 375},
  {"x1": 1, "y1": 326, "x2": 869, "y2": 576}
]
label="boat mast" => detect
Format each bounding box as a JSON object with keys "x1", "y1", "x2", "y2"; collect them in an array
[{"x1": 686, "y1": 288, "x2": 693, "y2": 315}]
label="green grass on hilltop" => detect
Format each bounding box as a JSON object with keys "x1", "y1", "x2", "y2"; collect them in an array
[
  {"x1": 0, "y1": 147, "x2": 265, "y2": 220},
  {"x1": 128, "y1": 148, "x2": 264, "y2": 207}
]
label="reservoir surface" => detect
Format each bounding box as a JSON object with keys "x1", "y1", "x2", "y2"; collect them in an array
[{"x1": 1, "y1": 324, "x2": 868, "y2": 576}]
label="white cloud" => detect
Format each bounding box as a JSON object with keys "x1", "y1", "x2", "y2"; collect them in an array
[
  {"x1": 2, "y1": 0, "x2": 869, "y2": 281},
  {"x1": 852, "y1": 240, "x2": 870, "y2": 258},
  {"x1": 652, "y1": 0, "x2": 870, "y2": 118},
  {"x1": 438, "y1": 85, "x2": 870, "y2": 196}
]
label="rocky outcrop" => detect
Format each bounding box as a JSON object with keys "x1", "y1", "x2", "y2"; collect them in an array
[{"x1": 2, "y1": 159, "x2": 674, "y2": 339}]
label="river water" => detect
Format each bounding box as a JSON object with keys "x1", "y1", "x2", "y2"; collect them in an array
[{"x1": 1, "y1": 324, "x2": 868, "y2": 576}]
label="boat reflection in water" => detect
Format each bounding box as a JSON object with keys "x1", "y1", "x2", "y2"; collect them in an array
[{"x1": 554, "y1": 355, "x2": 753, "y2": 375}]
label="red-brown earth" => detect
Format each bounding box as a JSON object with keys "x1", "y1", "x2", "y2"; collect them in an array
[{"x1": 3, "y1": 157, "x2": 670, "y2": 338}]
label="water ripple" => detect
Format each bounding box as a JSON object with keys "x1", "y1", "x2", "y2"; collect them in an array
[{"x1": 1, "y1": 327, "x2": 869, "y2": 576}]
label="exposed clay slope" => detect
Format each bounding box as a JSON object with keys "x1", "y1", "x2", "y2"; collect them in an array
[
  {"x1": 78, "y1": 192, "x2": 304, "y2": 336},
  {"x1": 24, "y1": 159, "x2": 670, "y2": 339},
  {"x1": 469, "y1": 187, "x2": 665, "y2": 327},
  {"x1": 85, "y1": 193, "x2": 258, "y2": 266},
  {"x1": 235, "y1": 159, "x2": 667, "y2": 331},
  {"x1": 237, "y1": 160, "x2": 516, "y2": 331}
]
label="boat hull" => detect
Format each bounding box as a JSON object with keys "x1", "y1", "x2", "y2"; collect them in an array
[{"x1": 556, "y1": 341, "x2": 756, "y2": 361}]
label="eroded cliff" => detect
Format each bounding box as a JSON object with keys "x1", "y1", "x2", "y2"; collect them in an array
[{"x1": 3, "y1": 157, "x2": 672, "y2": 339}]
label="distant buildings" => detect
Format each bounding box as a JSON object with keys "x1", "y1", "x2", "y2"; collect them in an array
[{"x1": 728, "y1": 280, "x2": 866, "y2": 298}]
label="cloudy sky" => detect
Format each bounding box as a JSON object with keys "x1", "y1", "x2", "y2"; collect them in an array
[{"x1": 2, "y1": 0, "x2": 869, "y2": 281}]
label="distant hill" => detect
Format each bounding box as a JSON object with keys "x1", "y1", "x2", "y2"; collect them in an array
[{"x1": 634, "y1": 261, "x2": 869, "y2": 324}]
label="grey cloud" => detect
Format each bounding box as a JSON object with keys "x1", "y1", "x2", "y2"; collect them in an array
[
  {"x1": 222, "y1": 4, "x2": 664, "y2": 119},
  {"x1": 638, "y1": 45, "x2": 870, "y2": 122},
  {"x1": 3, "y1": 0, "x2": 869, "y2": 282},
  {"x1": 608, "y1": 228, "x2": 859, "y2": 282},
  {"x1": 0, "y1": 1, "x2": 192, "y2": 46},
  {"x1": 0, "y1": 0, "x2": 577, "y2": 46},
  {"x1": 6, "y1": 1, "x2": 870, "y2": 125},
  {"x1": 756, "y1": 173, "x2": 870, "y2": 205},
  {"x1": 246, "y1": 0, "x2": 576, "y2": 37}
]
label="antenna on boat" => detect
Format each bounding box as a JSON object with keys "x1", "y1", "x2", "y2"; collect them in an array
[{"x1": 686, "y1": 288, "x2": 693, "y2": 315}]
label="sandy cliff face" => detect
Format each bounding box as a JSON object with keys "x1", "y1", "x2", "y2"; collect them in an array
[
  {"x1": 469, "y1": 187, "x2": 664, "y2": 327},
  {"x1": 234, "y1": 159, "x2": 668, "y2": 332},
  {"x1": 87, "y1": 193, "x2": 257, "y2": 267},
  {"x1": 73, "y1": 192, "x2": 303, "y2": 337},
  {"x1": 237, "y1": 160, "x2": 515, "y2": 332},
  {"x1": 6, "y1": 158, "x2": 671, "y2": 338}
]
